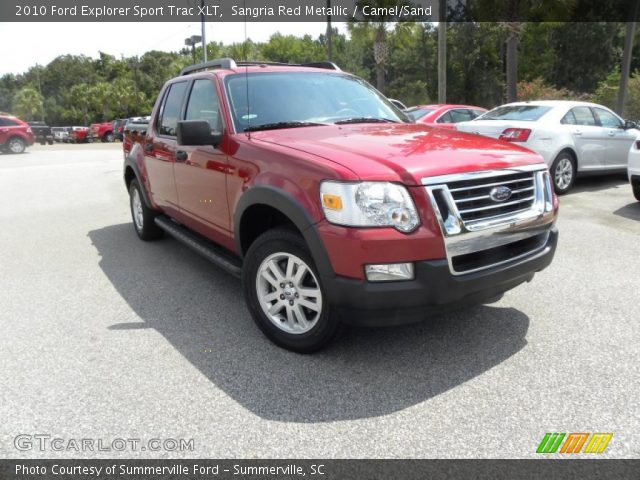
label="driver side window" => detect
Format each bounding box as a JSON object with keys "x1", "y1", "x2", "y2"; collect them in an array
[
  {"x1": 593, "y1": 108, "x2": 622, "y2": 128},
  {"x1": 185, "y1": 79, "x2": 222, "y2": 131}
]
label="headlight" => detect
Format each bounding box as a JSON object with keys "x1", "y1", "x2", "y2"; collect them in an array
[{"x1": 320, "y1": 181, "x2": 420, "y2": 232}]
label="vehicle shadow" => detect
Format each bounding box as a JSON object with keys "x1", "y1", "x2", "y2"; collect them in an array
[
  {"x1": 89, "y1": 223, "x2": 531, "y2": 423},
  {"x1": 569, "y1": 174, "x2": 628, "y2": 194},
  {"x1": 613, "y1": 202, "x2": 640, "y2": 221}
]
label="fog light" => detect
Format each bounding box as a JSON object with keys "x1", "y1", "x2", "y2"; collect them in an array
[{"x1": 365, "y1": 263, "x2": 414, "y2": 282}]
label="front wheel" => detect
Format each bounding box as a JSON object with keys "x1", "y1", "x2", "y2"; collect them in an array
[
  {"x1": 633, "y1": 181, "x2": 640, "y2": 202},
  {"x1": 7, "y1": 137, "x2": 26, "y2": 154},
  {"x1": 129, "y1": 179, "x2": 163, "y2": 241},
  {"x1": 243, "y1": 228, "x2": 341, "y2": 353},
  {"x1": 551, "y1": 152, "x2": 576, "y2": 195}
]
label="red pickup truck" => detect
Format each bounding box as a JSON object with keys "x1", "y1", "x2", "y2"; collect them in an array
[
  {"x1": 123, "y1": 58, "x2": 559, "y2": 352},
  {"x1": 90, "y1": 122, "x2": 114, "y2": 142}
]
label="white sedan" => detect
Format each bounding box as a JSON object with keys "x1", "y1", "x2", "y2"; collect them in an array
[
  {"x1": 628, "y1": 139, "x2": 640, "y2": 201},
  {"x1": 456, "y1": 100, "x2": 639, "y2": 194}
]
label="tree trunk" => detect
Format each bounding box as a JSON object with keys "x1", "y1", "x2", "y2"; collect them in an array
[
  {"x1": 373, "y1": 27, "x2": 387, "y2": 94},
  {"x1": 326, "y1": 0, "x2": 332, "y2": 61},
  {"x1": 506, "y1": 30, "x2": 518, "y2": 102},
  {"x1": 437, "y1": 0, "x2": 446, "y2": 103},
  {"x1": 617, "y1": 21, "x2": 637, "y2": 116}
]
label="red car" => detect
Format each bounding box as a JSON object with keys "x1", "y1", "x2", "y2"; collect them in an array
[
  {"x1": 90, "y1": 122, "x2": 115, "y2": 142},
  {"x1": 123, "y1": 59, "x2": 558, "y2": 352},
  {"x1": 405, "y1": 104, "x2": 487, "y2": 129},
  {"x1": 0, "y1": 115, "x2": 35, "y2": 154},
  {"x1": 70, "y1": 126, "x2": 91, "y2": 143}
]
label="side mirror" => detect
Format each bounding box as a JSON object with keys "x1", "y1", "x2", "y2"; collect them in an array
[
  {"x1": 177, "y1": 120, "x2": 222, "y2": 147},
  {"x1": 622, "y1": 119, "x2": 638, "y2": 130}
]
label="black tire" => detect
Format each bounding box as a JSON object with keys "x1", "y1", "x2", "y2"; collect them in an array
[
  {"x1": 6, "y1": 136, "x2": 26, "y2": 154},
  {"x1": 47, "y1": 139, "x2": 54, "y2": 145},
  {"x1": 128, "y1": 179, "x2": 163, "y2": 241},
  {"x1": 633, "y1": 181, "x2": 640, "y2": 202},
  {"x1": 243, "y1": 227, "x2": 341, "y2": 353},
  {"x1": 551, "y1": 152, "x2": 576, "y2": 195},
  {"x1": 104, "y1": 133, "x2": 114, "y2": 143}
]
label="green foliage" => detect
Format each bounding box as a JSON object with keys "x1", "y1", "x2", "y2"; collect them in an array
[
  {"x1": 0, "y1": 22, "x2": 635, "y2": 124},
  {"x1": 13, "y1": 86, "x2": 43, "y2": 121},
  {"x1": 517, "y1": 78, "x2": 575, "y2": 101},
  {"x1": 591, "y1": 70, "x2": 640, "y2": 119}
]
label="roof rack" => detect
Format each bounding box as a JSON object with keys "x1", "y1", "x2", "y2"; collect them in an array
[
  {"x1": 180, "y1": 58, "x2": 341, "y2": 76},
  {"x1": 180, "y1": 58, "x2": 237, "y2": 76}
]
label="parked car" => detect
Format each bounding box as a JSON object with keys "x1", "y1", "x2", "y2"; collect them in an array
[
  {"x1": 27, "y1": 121, "x2": 54, "y2": 145},
  {"x1": 456, "y1": 100, "x2": 639, "y2": 194},
  {"x1": 122, "y1": 117, "x2": 149, "y2": 158},
  {"x1": 0, "y1": 114, "x2": 35, "y2": 154},
  {"x1": 52, "y1": 126, "x2": 71, "y2": 143},
  {"x1": 405, "y1": 104, "x2": 487, "y2": 129},
  {"x1": 627, "y1": 138, "x2": 640, "y2": 201},
  {"x1": 70, "y1": 126, "x2": 91, "y2": 143},
  {"x1": 90, "y1": 122, "x2": 114, "y2": 142},
  {"x1": 123, "y1": 58, "x2": 558, "y2": 352},
  {"x1": 112, "y1": 118, "x2": 128, "y2": 141}
]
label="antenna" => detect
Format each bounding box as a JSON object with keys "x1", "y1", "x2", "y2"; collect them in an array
[{"x1": 243, "y1": 0, "x2": 251, "y2": 139}]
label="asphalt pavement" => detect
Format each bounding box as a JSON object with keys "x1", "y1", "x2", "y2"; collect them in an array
[{"x1": 1, "y1": 143, "x2": 638, "y2": 458}]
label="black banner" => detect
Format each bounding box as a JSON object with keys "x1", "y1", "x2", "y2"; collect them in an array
[
  {"x1": 2, "y1": 0, "x2": 639, "y2": 22},
  {"x1": 1, "y1": 459, "x2": 640, "y2": 480}
]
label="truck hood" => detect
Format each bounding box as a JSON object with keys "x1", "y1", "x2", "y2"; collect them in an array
[{"x1": 250, "y1": 123, "x2": 545, "y2": 185}]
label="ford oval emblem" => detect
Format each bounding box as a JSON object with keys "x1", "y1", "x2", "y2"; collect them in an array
[{"x1": 489, "y1": 186, "x2": 512, "y2": 202}]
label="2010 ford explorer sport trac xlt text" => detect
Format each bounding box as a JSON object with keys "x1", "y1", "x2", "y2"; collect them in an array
[{"x1": 123, "y1": 58, "x2": 559, "y2": 353}]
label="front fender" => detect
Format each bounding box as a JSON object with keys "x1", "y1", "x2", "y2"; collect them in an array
[{"x1": 234, "y1": 186, "x2": 335, "y2": 278}]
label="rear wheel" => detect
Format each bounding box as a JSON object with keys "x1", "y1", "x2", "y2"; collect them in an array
[
  {"x1": 7, "y1": 137, "x2": 25, "y2": 154},
  {"x1": 243, "y1": 228, "x2": 341, "y2": 353},
  {"x1": 551, "y1": 152, "x2": 576, "y2": 194},
  {"x1": 128, "y1": 179, "x2": 163, "y2": 241},
  {"x1": 105, "y1": 133, "x2": 114, "y2": 143}
]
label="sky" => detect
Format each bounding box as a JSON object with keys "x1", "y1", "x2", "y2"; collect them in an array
[{"x1": 0, "y1": 22, "x2": 348, "y2": 76}]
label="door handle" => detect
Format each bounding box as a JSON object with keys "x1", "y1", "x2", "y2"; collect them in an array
[
  {"x1": 175, "y1": 150, "x2": 188, "y2": 162},
  {"x1": 608, "y1": 130, "x2": 616, "y2": 136},
  {"x1": 573, "y1": 130, "x2": 582, "y2": 136},
  {"x1": 144, "y1": 143, "x2": 153, "y2": 152}
]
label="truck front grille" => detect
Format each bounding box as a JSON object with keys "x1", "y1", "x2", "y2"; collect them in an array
[
  {"x1": 447, "y1": 172, "x2": 535, "y2": 222},
  {"x1": 422, "y1": 166, "x2": 555, "y2": 275}
]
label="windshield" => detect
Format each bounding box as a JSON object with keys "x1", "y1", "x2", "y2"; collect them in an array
[
  {"x1": 478, "y1": 105, "x2": 552, "y2": 122},
  {"x1": 224, "y1": 72, "x2": 409, "y2": 132},
  {"x1": 406, "y1": 108, "x2": 435, "y2": 121}
]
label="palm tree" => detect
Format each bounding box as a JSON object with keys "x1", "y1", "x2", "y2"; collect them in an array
[{"x1": 13, "y1": 87, "x2": 43, "y2": 121}]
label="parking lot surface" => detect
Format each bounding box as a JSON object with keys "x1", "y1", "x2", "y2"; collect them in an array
[{"x1": 1, "y1": 143, "x2": 639, "y2": 458}]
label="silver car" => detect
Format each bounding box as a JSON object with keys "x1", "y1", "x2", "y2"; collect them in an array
[{"x1": 456, "y1": 100, "x2": 639, "y2": 194}]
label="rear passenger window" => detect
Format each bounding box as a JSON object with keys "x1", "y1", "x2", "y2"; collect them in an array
[
  {"x1": 159, "y1": 82, "x2": 187, "y2": 137},
  {"x1": 185, "y1": 79, "x2": 221, "y2": 131},
  {"x1": 449, "y1": 109, "x2": 474, "y2": 123},
  {"x1": 561, "y1": 110, "x2": 577, "y2": 125},
  {"x1": 437, "y1": 112, "x2": 452, "y2": 123},
  {"x1": 570, "y1": 107, "x2": 597, "y2": 126}
]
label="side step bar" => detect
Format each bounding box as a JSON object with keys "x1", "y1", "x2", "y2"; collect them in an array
[{"x1": 154, "y1": 215, "x2": 242, "y2": 278}]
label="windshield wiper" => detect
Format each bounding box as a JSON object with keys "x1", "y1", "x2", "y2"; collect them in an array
[
  {"x1": 335, "y1": 117, "x2": 400, "y2": 125},
  {"x1": 244, "y1": 121, "x2": 327, "y2": 132}
]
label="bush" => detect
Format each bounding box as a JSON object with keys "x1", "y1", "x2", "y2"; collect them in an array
[
  {"x1": 517, "y1": 77, "x2": 576, "y2": 101},
  {"x1": 591, "y1": 70, "x2": 640, "y2": 120}
]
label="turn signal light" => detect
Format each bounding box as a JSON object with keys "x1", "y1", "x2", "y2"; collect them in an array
[
  {"x1": 322, "y1": 193, "x2": 343, "y2": 211},
  {"x1": 499, "y1": 128, "x2": 531, "y2": 142}
]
